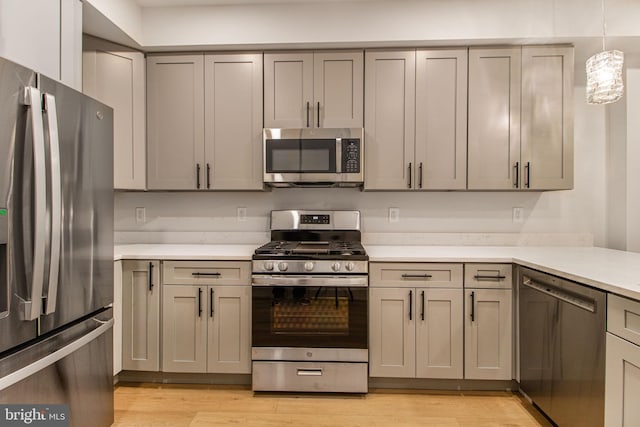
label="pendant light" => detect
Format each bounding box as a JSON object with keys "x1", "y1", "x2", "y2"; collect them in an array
[{"x1": 586, "y1": 0, "x2": 624, "y2": 104}]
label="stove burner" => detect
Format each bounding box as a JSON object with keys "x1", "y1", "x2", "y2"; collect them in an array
[{"x1": 254, "y1": 240, "x2": 366, "y2": 258}]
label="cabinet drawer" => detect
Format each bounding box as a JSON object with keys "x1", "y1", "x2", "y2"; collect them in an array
[
  {"x1": 369, "y1": 263, "x2": 463, "y2": 288},
  {"x1": 464, "y1": 263, "x2": 512, "y2": 289},
  {"x1": 162, "y1": 261, "x2": 250, "y2": 285},
  {"x1": 608, "y1": 294, "x2": 640, "y2": 347}
]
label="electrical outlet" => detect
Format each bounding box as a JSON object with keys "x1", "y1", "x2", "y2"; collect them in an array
[
  {"x1": 388, "y1": 207, "x2": 400, "y2": 223},
  {"x1": 237, "y1": 207, "x2": 247, "y2": 222},
  {"x1": 512, "y1": 207, "x2": 524, "y2": 223},
  {"x1": 135, "y1": 207, "x2": 146, "y2": 224}
]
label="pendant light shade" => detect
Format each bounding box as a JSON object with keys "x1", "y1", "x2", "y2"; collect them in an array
[
  {"x1": 586, "y1": 0, "x2": 624, "y2": 105},
  {"x1": 586, "y1": 50, "x2": 624, "y2": 104}
]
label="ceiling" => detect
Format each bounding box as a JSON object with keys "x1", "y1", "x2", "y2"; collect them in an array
[{"x1": 136, "y1": 0, "x2": 378, "y2": 6}]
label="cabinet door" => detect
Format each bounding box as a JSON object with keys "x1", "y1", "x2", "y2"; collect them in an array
[
  {"x1": 204, "y1": 53, "x2": 263, "y2": 190},
  {"x1": 83, "y1": 36, "x2": 146, "y2": 190},
  {"x1": 468, "y1": 48, "x2": 521, "y2": 190},
  {"x1": 605, "y1": 333, "x2": 640, "y2": 427},
  {"x1": 264, "y1": 52, "x2": 313, "y2": 128},
  {"x1": 313, "y1": 51, "x2": 363, "y2": 128},
  {"x1": 465, "y1": 289, "x2": 512, "y2": 380},
  {"x1": 415, "y1": 49, "x2": 467, "y2": 190},
  {"x1": 162, "y1": 285, "x2": 207, "y2": 372},
  {"x1": 521, "y1": 46, "x2": 574, "y2": 190},
  {"x1": 364, "y1": 50, "x2": 416, "y2": 190},
  {"x1": 369, "y1": 288, "x2": 415, "y2": 377},
  {"x1": 416, "y1": 288, "x2": 463, "y2": 379},
  {"x1": 121, "y1": 260, "x2": 160, "y2": 372},
  {"x1": 147, "y1": 54, "x2": 205, "y2": 189},
  {"x1": 207, "y1": 286, "x2": 251, "y2": 374}
]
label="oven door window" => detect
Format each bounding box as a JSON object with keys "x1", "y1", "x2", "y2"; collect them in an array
[
  {"x1": 265, "y1": 139, "x2": 337, "y2": 173},
  {"x1": 252, "y1": 286, "x2": 367, "y2": 349}
]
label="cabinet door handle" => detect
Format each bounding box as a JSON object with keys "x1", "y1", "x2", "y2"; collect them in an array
[
  {"x1": 513, "y1": 162, "x2": 519, "y2": 188},
  {"x1": 421, "y1": 290, "x2": 425, "y2": 321},
  {"x1": 191, "y1": 272, "x2": 221, "y2": 277},
  {"x1": 196, "y1": 163, "x2": 201, "y2": 189},
  {"x1": 206, "y1": 163, "x2": 211, "y2": 189},
  {"x1": 408, "y1": 163, "x2": 412, "y2": 189},
  {"x1": 474, "y1": 274, "x2": 506, "y2": 281},
  {"x1": 401, "y1": 274, "x2": 432, "y2": 279},
  {"x1": 148, "y1": 262, "x2": 154, "y2": 291},
  {"x1": 470, "y1": 291, "x2": 475, "y2": 322},
  {"x1": 419, "y1": 162, "x2": 423, "y2": 189},
  {"x1": 409, "y1": 290, "x2": 413, "y2": 321},
  {"x1": 306, "y1": 102, "x2": 310, "y2": 128},
  {"x1": 198, "y1": 287, "x2": 203, "y2": 317},
  {"x1": 210, "y1": 288, "x2": 214, "y2": 317},
  {"x1": 525, "y1": 162, "x2": 531, "y2": 188},
  {"x1": 317, "y1": 101, "x2": 320, "y2": 127}
]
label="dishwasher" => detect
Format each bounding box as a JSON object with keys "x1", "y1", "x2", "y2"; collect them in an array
[{"x1": 518, "y1": 266, "x2": 606, "y2": 426}]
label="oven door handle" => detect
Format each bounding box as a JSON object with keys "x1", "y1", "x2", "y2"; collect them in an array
[{"x1": 251, "y1": 275, "x2": 368, "y2": 287}]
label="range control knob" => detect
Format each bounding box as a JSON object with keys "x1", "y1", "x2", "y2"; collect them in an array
[
  {"x1": 345, "y1": 261, "x2": 355, "y2": 272},
  {"x1": 263, "y1": 261, "x2": 274, "y2": 271},
  {"x1": 278, "y1": 262, "x2": 288, "y2": 272},
  {"x1": 304, "y1": 261, "x2": 315, "y2": 272},
  {"x1": 331, "y1": 262, "x2": 341, "y2": 272}
]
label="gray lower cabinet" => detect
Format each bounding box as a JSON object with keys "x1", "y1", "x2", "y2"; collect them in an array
[
  {"x1": 121, "y1": 260, "x2": 160, "y2": 372},
  {"x1": 161, "y1": 260, "x2": 252, "y2": 374},
  {"x1": 369, "y1": 262, "x2": 464, "y2": 379},
  {"x1": 605, "y1": 294, "x2": 640, "y2": 426},
  {"x1": 161, "y1": 284, "x2": 251, "y2": 374},
  {"x1": 147, "y1": 53, "x2": 263, "y2": 190}
]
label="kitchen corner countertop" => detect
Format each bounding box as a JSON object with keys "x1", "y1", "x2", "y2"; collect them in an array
[
  {"x1": 114, "y1": 244, "x2": 257, "y2": 261},
  {"x1": 367, "y1": 245, "x2": 640, "y2": 301},
  {"x1": 114, "y1": 244, "x2": 640, "y2": 301}
]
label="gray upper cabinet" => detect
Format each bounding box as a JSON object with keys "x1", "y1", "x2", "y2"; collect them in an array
[
  {"x1": 468, "y1": 47, "x2": 522, "y2": 190},
  {"x1": 147, "y1": 53, "x2": 263, "y2": 190},
  {"x1": 147, "y1": 54, "x2": 205, "y2": 190},
  {"x1": 365, "y1": 49, "x2": 467, "y2": 191},
  {"x1": 204, "y1": 53, "x2": 263, "y2": 190},
  {"x1": 521, "y1": 46, "x2": 574, "y2": 190},
  {"x1": 468, "y1": 45, "x2": 574, "y2": 191},
  {"x1": 264, "y1": 51, "x2": 363, "y2": 128},
  {"x1": 415, "y1": 49, "x2": 468, "y2": 190},
  {"x1": 364, "y1": 50, "x2": 416, "y2": 190},
  {"x1": 83, "y1": 36, "x2": 146, "y2": 190}
]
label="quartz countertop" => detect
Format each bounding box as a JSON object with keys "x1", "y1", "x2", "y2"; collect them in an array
[{"x1": 114, "y1": 244, "x2": 640, "y2": 301}]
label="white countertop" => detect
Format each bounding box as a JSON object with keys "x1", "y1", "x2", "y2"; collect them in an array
[{"x1": 114, "y1": 244, "x2": 640, "y2": 301}]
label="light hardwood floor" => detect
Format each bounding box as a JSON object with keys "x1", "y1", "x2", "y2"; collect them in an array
[{"x1": 113, "y1": 383, "x2": 553, "y2": 426}]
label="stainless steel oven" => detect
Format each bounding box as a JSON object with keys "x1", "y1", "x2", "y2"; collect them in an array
[
  {"x1": 263, "y1": 128, "x2": 363, "y2": 187},
  {"x1": 251, "y1": 210, "x2": 368, "y2": 393}
]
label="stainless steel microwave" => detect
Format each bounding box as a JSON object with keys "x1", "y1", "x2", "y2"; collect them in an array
[{"x1": 263, "y1": 128, "x2": 364, "y2": 187}]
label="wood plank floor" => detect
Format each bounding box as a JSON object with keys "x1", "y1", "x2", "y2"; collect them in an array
[{"x1": 113, "y1": 383, "x2": 553, "y2": 426}]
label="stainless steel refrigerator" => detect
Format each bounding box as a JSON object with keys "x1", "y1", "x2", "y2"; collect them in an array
[{"x1": 0, "y1": 56, "x2": 114, "y2": 426}]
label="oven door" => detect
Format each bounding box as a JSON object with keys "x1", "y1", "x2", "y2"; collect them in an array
[{"x1": 251, "y1": 276, "x2": 368, "y2": 350}]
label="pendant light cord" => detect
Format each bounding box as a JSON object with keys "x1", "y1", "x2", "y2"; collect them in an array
[{"x1": 602, "y1": 0, "x2": 606, "y2": 51}]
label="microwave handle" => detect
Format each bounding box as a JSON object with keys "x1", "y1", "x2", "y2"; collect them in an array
[{"x1": 336, "y1": 138, "x2": 342, "y2": 173}]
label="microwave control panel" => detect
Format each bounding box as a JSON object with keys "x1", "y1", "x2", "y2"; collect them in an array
[{"x1": 341, "y1": 139, "x2": 361, "y2": 173}]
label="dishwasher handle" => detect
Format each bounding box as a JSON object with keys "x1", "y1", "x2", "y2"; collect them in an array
[{"x1": 522, "y1": 277, "x2": 596, "y2": 313}]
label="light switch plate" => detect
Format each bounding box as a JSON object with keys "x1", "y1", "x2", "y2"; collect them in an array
[
  {"x1": 237, "y1": 207, "x2": 247, "y2": 222},
  {"x1": 135, "y1": 207, "x2": 146, "y2": 224},
  {"x1": 512, "y1": 207, "x2": 524, "y2": 223},
  {"x1": 389, "y1": 207, "x2": 400, "y2": 223}
]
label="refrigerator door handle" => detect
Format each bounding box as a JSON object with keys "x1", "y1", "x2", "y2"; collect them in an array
[
  {"x1": 0, "y1": 317, "x2": 113, "y2": 391},
  {"x1": 20, "y1": 87, "x2": 46, "y2": 321},
  {"x1": 43, "y1": 93, "x2": 62, "y2": 315}
]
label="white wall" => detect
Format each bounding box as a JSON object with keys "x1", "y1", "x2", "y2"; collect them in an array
[
  {"x1": 114, "y1": 86, "x2": 606, "y2": 247},
  {"x1": 625, "y1": 68, "x2": 640, "y2": 252}
]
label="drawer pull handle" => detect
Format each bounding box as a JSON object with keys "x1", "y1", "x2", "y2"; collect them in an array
[
  {"x1": 192, "y1": 272, "x2": 221, "y2": 277},
  {"x1": 297, "y1": 369, "x2": 323, "y2": 377},
  {"x1": 401, "y1": 274, "x2": 432, "y2": 279},
  {"x1": 474, "y1": 274, "x2": 506, "y2": 281}
]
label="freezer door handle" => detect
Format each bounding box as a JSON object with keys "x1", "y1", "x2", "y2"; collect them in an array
[
  {"x1": 0, "y1": 317, "x2": 113, "y2": 391},
  {"x1": 43, "y1": 93, "x2": 62, "y2": 315},
  {"x1": 20, "y1": 87, "x2": 46, "y2": 321}
]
